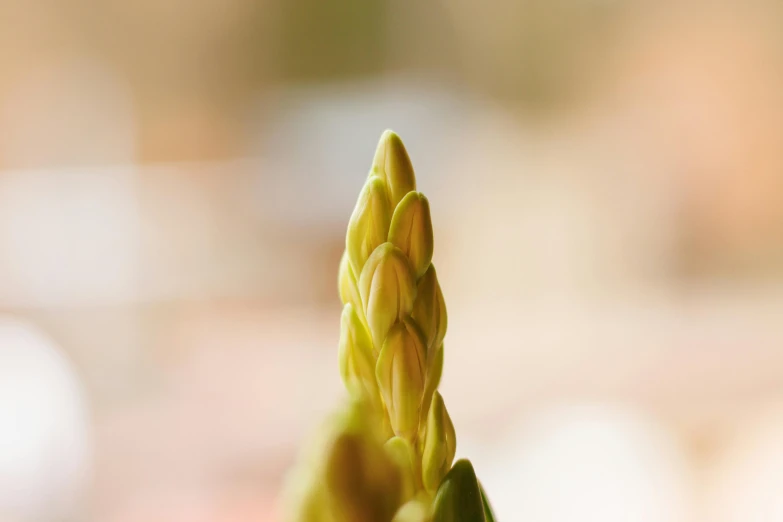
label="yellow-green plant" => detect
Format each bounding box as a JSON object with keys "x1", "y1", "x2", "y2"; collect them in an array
[{"x1": 283, "y1": 131, "x2": 496, "y2": 522}]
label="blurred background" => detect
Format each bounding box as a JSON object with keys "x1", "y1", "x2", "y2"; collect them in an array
[{"x1": 2, "y1": 0, "x2": 783, "y2": 521}]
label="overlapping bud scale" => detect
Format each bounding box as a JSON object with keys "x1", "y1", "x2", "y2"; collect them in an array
[
  {"x1": 358, "y1": 243, "x2": 417, "y2": 353},
  {"x1": 389, "y1": 191, "x2": 434, "y2": 280},
  {"x1": 338, "y1": 303, "x2": 379, "y2": 406},
  {"x1": 376, "y1": 319, "x2": 426, "y2": 440},
  {"x1": 422, "y1": 392, "x2": 457, "y2": 494},
  {"x1": 346, "y1": 176, "x2": 391, "y2": 277}
]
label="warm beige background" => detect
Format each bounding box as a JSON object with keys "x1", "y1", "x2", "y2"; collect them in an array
[{"x1": 2, "y1": 1, "x2": 783, "y2": 521}]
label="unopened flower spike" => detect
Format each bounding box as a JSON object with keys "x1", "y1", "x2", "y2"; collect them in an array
[{"x1": 283, "y1": 130, "x2": 497, "y2": 522}]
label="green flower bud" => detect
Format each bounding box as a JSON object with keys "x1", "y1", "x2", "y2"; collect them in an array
[
  {"x1": 418, "y1": 343, "x2": 444, "y2": 433},
  {"x1": 376, "y1": 319, "x2": 426, "y2": 440},
  {"x1": 411, "y1": 265, "x2": 447, "y2": 357},
  {"x1": 431, "y1": 460, "x2": 485, "y2": 522},
  {"x1": 339, "y1": 251, "x2": 363, "y2": 315},
  {"x1": 371, "y1": 130, "x2": 416, "y2": 209},
  {"x1": 422, "y1": 391, "x2": 457, "y2": 494},
  {"x1": 338, "y1": 303, "x2": 378, "y2": 402},
  {"x1": 392, "y1": 499, "x2": 431, "y2": 522},
  {"x1": 359, "y1": 243, "x2": 417, "y2": 352},
  {"x1": 479, "y1": 481, "x2": 497, "y2": 522},
  {"x1": 384, "y1": 436, "x2": 417, "y2": 503},
  {"x1": 347, "y1": 176, "x2": 392, "y2": 276},
  {"x1": 389, "y1": 191, "x2": 434, "y2": 280}
]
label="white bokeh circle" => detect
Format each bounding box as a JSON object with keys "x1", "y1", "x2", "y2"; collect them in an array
[{"x1": 0, "y1": 318, "x2": 91, "y2": 521}]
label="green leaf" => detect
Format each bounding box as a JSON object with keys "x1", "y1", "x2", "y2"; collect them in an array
[
  {"x1": 479, "y1": 481, "x2": 497, "y2": 522},
  {"x1": 431, "y1": 459, "x2": 486, "y2": 522}
]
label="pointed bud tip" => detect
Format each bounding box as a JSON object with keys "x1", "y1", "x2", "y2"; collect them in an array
[
  {"x1": 379, "y1": 131, "x2": 410, "y2": 166},
  {"x1": 372, "y1": 130, "x2": 416, "y2": 207},
  {"x1": 381, "y1": 128, "x2": 401, "y2": 142},
  {"x1": 373, "y1": 129, "x2": 407, "y2": 166},
  {"x1": 450, "y1": 458, "x2": 476, "y2": 477},
  {"x1": 431, "y1": 459, "x2": 485, "y2": 522}
]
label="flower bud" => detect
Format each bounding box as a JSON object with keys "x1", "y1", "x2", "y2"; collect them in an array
[
  {"x1": 479, "y1": 481, "x2": 496, "y2": 522},
  {"x1": 384, "y1": 436, "x2": 417, "y2": 503},
  {"x1": 422, "y1": 392, "x2": 457, "y2": 494},
  {"x1": 431, "y1": 460, "x2": 485, "y2": 522},
  {"x1": 418, "y1": 344, "x2": 444, "y2": 440},
  {"x1": 346, "y1": 176, "x2": 392, "y2": 276},
  {"x1": 371, "y1": 130, "x2": 416, "y2": 208},
  {"x1": 375, "y1": 319, "x2": 426, "y2": 440},
  {"x1": 359, "y1": 243, "x2": 417, "y2": 352},
  {"x1": 411, "y1": 264, "x2": 447, "y2": 356},
  {"x1": 338, "y1": 304, "x2": 378, "y2": 401},
  {"x1": 339, "y1": 251, "x2": 363, "y2": 315},
  {"x1": 389, "y1": 191, "x2": 434, "y2": 279}
]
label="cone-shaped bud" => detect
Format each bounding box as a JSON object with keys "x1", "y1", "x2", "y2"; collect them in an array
[
  {"x1": 392, "y1": 498, "x2": 431, "y2": 522},
  {"x1": 418, "y1": 343, "x2": 444, "y2": 432},
  {"x1": 346, "y1": 176, "x2": 392, "y2": 276},
  {"x1": 422, "y1": 391, "x2": 457, "y2": 494},
  {"x1": 479, "y1": 481, "x2": 496, "y2": 522},
  {"x1": 389, "y1": 191, "x2": 434, "y2": 279},
  {"x1": 431, "y1": 460, "x2": 485, "y2": 522},
  {"x1": 376, "y1": 319, "x2": 426, "y2": 440},
  {"x1": 338, "y1": 303, "x2": 378, "y2": 402},
  {"x1": 339, "y1": 251, "x2": 363, "y2": 314},
  {"x1": 411, "y1": 265, "x2": 447, "y2": 356},
  {"x1": 384, "y1": 436, "x2": 417, "y2": 503},
  {"x1": 359, "y1": 243, "x2": 417, "y2": 352},
  {"x1": 372, "y1": 130, "x2": 416, "y2": 208}
]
